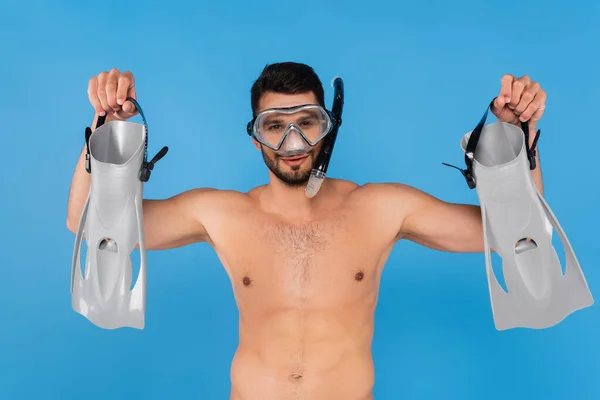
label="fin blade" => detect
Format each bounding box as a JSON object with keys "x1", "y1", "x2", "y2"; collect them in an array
[
  {"x1": 535, "y1": 190, "x2": 594, "y2": 306},
  {"x1": 71, "y1": 192, "x2": 91, "y2": 293}
]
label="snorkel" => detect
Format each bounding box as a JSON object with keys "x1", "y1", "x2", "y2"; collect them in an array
[{"x1": 305, "y1": 77, "x2": 345, "y2": 198}]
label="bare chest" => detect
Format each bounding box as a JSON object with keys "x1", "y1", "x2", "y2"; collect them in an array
[{"x1": 213, "y1": 212, "x2": 390, "y2": 309}]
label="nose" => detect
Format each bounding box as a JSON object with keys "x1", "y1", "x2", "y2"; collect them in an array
[{"x1": 282, "y1": 128, "x2": 308, "y2": 151}]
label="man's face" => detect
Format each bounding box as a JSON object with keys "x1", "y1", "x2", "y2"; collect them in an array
[{"x1": 254, "y1": 92, "x2": 324, "y2": 187}]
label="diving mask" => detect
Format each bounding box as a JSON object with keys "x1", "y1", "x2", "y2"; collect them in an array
[{"x1": 246, "y1": 104, "x2": 333, "y2": 156}]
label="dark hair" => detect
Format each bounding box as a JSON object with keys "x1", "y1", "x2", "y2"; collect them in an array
[{"x1": 250, "y1": 62, "x2": 325, "y2": 117}]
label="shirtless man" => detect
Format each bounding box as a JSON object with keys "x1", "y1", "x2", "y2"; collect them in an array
[{"x1": 66, "y1": 62, "x2": 547, "y2": 399}]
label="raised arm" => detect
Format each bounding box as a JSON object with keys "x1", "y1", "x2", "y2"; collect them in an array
[
  {"x1": 376, "y1": 155, "x2": 541, "y2": 254},
  {"x1": 66, "y1": 68, "x2": 214, "y2": 250},
  {"x1": 397, "y1": 186, "x2": 490, "y2": 253},
  {"x1": 380, "y1": 74, "x2": 547, "y2": 253}
]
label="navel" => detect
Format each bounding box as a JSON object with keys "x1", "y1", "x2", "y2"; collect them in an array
[
  {"x1": 288, "y1": 372, "x2": 303, "y2": 383},
  {"x1": 354, "y1": 270, "x2": 364, "y2": 281},
  {"x1": 242, "y1": 276, "x2": 252, "y2": 287}
]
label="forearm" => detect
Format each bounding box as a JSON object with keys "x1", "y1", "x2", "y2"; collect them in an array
[{"x1": 66, "y1": 145, "x2": 91, "y2": 230}]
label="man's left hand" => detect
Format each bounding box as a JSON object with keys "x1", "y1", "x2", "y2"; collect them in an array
[{"x1": 491, "y1": 74, "x2": 547, "y2": 126}]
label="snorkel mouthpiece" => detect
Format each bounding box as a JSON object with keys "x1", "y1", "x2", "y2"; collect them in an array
[
  {"x1": 305, "y1": 169, "x2": 326, "y2": 197},
  {"x1": 306, "y1": 76, "x2": 344, "y2": 198}
]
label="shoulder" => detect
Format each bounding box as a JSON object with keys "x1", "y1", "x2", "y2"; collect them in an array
[
  {"x1": 349, "y1": 181, "x2": 423, "y2": 203},
  {"x1": 172, "y1": 187, "x2": 257, "y2": 214},
  {"x1": 328, "y1": 178, "x2": 361, "y2": 194},
  {"x1": 347, "y1": 181, "x2": 442, "y2": 221},
  {"x1": 300, "y1": 179, "x2": 429, "y2": 209}
]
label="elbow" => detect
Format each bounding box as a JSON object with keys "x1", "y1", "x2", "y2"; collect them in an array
[{"x1": 66, "y1": 217, "x2": 79, "y2": 234}]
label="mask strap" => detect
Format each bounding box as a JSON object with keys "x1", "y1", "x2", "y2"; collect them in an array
[
  {"x1": 442, "y1": 98, "x2": 541, "y2": 189},
  {"x1": 84, "y1": 98, "x2": 169, "y2": 182}
]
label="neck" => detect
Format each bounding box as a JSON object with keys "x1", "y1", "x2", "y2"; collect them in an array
[{"x1": 261, "y1": 175, "x2": 329, "y2": 220}]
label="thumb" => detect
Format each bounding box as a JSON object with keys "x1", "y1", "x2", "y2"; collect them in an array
[
  {"x1": 122, "y1": 86, "x2": 138, "y2": 115},
  {"x1": 492, "y1": 96, "x2": 506, "y2": 114},
  {"x1": 122, "y1": 99, "x2": 138, "y2": 115},
  {"x1": 113, "y1": 99, "x2": 138, "y2": 120}
]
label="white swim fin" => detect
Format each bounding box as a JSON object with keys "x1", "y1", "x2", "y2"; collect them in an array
[
  {"x1": 71, "y1": 98, "x2": 168, "y2": 329},
  {"x1": 444, "y1": 100, "x2": 593, "y2": 330}
]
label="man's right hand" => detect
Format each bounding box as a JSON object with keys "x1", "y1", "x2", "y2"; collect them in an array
[
  {"x1": 88, "y1": 68, "x2": 138, "y2": 121},
  {"x1": 69, "y1": 68, "x2": 218, "y2": 248}
]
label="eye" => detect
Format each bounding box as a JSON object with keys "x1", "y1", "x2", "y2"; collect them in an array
[
  {"x1": 266, "y1": 124, "x2": 282, "y2": 131},
  {"x1": 300, "y1": 119, "x2": 316, "y2": 127}
]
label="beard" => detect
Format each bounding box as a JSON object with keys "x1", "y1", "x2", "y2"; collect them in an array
[{"x1": 261, "y1": 147, "x2": 314, "y2": 187}]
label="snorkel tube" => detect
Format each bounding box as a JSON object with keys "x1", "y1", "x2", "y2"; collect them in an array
[{"x1": 305, "y1": 77, "x2": 345, "y2": 198}]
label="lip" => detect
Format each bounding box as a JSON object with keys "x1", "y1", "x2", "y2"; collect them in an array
[
  {"x1": 282, "y1": 154, "x2": 308, "y2": 161},
  {"x1": 281, "y1": 154, "x2": 309, "y2": 166}
]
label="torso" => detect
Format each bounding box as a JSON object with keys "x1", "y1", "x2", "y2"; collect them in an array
[{"x1": 199, "y1": 180, "x2": 402, "y2": 400}]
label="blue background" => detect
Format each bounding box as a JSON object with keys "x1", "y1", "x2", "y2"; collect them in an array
[{"x1": 1, "y1": 0, "x2": 599, "y2": 398}]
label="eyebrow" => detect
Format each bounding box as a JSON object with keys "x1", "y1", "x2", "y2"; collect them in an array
[
  {"x1": 263, "y1": 110, "x2": 318, "y2": 125},
  {"x1": 263, "y1": 117, "x2": 284, "y2": 125}
]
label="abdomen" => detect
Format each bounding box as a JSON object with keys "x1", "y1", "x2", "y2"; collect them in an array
[{"x1": 230, "y1": 342, "x2": 375, "y2": 400}]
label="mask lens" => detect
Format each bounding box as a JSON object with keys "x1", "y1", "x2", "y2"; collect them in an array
[{"x1": 253, "y1": 105, "x2": 331, "y2": 149}]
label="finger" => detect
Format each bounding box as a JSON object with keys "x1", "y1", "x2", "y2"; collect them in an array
[
  {"x1": 498, "y1": 74, "x2": 515, "y2": 106},
  {"x1": 96, "y1": 72, "x2": 112, "y2": 115},
  {"x1": 128, "y1": 85, "x2": 136, "y2": 100},
  {"x1": 530, "y1": 104, "x2": 546, "y2": 122},
  {"x1": 521, "y1": 89, "x2": 547, "y2": 122},
  {"x1": 493, "y1": 96, "x2": 506, "y2": 112},
  {"x1": 515, "y1": 82, "x2": 540, "y2": 117},
  {"x1": 87, "y1": 76, "x2": 105, "y2": 116},
  {"x1": 508, "y1": 75, "x2": 531, "y2": 110},
  {"x1": 106, "y1": 68, "x2": 121, "y2": 111},
  {"x1": 117, "y1": 71, "x2": 134, "y2": 106},
  {"x1": 121, "y1": 85, "x2": 138, "y2": 114}
]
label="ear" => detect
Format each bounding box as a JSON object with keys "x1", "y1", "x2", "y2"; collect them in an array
[{"x1": 251, "y1": 137, "x2": 261, "y2": 150}]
